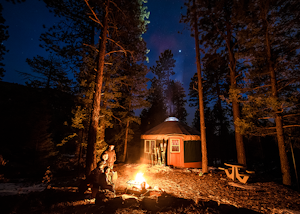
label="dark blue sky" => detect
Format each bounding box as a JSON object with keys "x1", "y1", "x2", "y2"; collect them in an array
[{"x1": 2, "y1": 0, "x2": 198, "y2": 125}]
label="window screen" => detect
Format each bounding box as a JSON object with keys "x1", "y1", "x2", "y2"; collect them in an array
[{"x1": 184, "y1": 141, "x2": 201, "y2": 162}]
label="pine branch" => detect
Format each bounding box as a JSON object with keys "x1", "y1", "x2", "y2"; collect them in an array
[
  {"x1": 84, "y1": 0, "x2": 103, "y2": 27},
  {"x1": 106, "y1": 38, "x2": 127, "y2": 56},
  {"x1": 258, "y1": 132, "x2": 277, "y2": 136},
  {"x1": 278, "y1": 78, "x2": 298, "y2": 92},
  {"x1": 258, "y1": 116, "x2": 274, "y2": 120},
  {"x1": 105, "y1": 50, "x2": 126, "y2": 56},
  {"x1": 192, "y1": 82, "x2": 198, "y2": 92},
  {"x1": 251, "y1": 84, "x2": 271, "y2": 91},
  {"x1": 16, "y1": 70, "x2": 47, "y2": 81},
  {"x1": 283, "y1": 113, "x2": 300, "y2": 118},
  {"x1": 209, "y1": 15, "x2": 226, "y2": 42},
  {"x1": 283, "y1": 125, "x2": 300, "y2": 128},
  {"x1": 83, "y1": 43, "x2": 98, "y2": 51},
  {"x1": 110, "y1": 1, "x2": 126, "y2": 17},
  {"x1": 263, "y1": 125, "x2": 300, "y2": 130},
  {"x1": 112, "y1": 114, "x2": 122, "y2": 124}
]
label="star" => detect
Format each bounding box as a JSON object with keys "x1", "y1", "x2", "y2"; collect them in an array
[{"x1": 179, "y1": 50, "x2": 181, "y2": 52}]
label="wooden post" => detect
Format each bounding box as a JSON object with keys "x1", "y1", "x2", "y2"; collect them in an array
[
  {"x1": 161, "y1": 142, "x2": 167, "y2": 165},
  {"x1": 154, "y1": 147, "x2": 158, "y2": 165},
  {"x1": 151, "y1": 153, "x2": 153, "y2": 166},
  {"x1": 148, "y1": 153, "x2": 150, "y2": 165},
  {"x1": 157, "y1": 147, "x2": 161, "y2": 165},
  {"x1": 160, "y1": 143, "x2": 164, "y2": 165}
]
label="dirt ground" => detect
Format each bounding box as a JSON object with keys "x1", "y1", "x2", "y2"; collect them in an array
[
  {"x1": 114, "y1": 164, "x2": 300, "y2": 213},
  {"x1": 1, "y1": 163, "x2": 300, "y2": 214}
]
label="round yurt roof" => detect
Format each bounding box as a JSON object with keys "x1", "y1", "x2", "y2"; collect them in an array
[{"x1": 141, "y1": 117, "x2": 201, "y2": 141}]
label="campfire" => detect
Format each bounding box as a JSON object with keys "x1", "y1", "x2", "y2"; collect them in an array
[
  {"x1": 126, "y1": 172, "x2": 163, "y2": 197},
  {"x1": 126, "y1": 172, "x2": 150, "y2": 191}
]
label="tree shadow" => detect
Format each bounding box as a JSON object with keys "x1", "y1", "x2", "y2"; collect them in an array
[
  {"x1": 1, "y1": 189, "x2": 261, "y2": 214},
  {"x1": 95, "y1": 192, "x2": 261, "y2": 214}
]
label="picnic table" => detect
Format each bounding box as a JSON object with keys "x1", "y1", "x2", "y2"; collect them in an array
[{"x1": 219, "y1": 163, "x2": 255, "y2": 184}]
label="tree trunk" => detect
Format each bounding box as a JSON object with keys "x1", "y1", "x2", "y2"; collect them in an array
[
  {"x1": 274, "y1": 115, "x2": 291, "y2": 185},
  {"x1": 225, "y1": 25, "x2": 246, "y2": 166},
  {"x1": 46, "y1": 65, "x2": 52, "y2": 90},
  {"x1": 193, "y1": 0, "x2": 208, "y2": 173},
  {"x1": 216, "y1": 80, "x2": 226, "y2": 163},
  {"x1": 97, "y1": 118, "x2": 106, "y2": 163},
  {"x1": 264, "y1": 15, "x2": 291, "y2": 185},
  {"x1": 232, "y1": 99, "x2": 246, "y2": 165},
  {"x1": 86, "y1": 0, "x2": 110, "y2": 177},
  {"x1": 123, "y1": 120, "x2": 129, "y2": 163}
]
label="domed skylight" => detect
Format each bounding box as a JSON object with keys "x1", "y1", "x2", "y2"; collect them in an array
[{"x1": 164, "y1": 117, "x2": 179, "y2": 122}]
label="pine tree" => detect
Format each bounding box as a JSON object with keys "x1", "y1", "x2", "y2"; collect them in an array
[
  {"x1": 140, "y1": 77, "x2": 168, "y2": 132},
  {"x1": 181, "y1": 0, "x2": 209, "y2": 173},
  {"x1": 26, "y1": 99, "x2": 57, "y2": 169},
  {"x1": 150, "y1": 49, "x2": 176, "y2": 116},
  {"x1": 189, "y1": 52, "x2": 231, "y2": 163},
  {"x1": 40, "y1": 0, "x2": 101, "y2": 168},
  {"x1": 5, "y1": 0, "x2": 25, "y2": 3},
  {"x1": 0, "y1": 3, "x2": 9, "y2": 80},
  {"x1": 182, "y1": 0, "x2": 247, "y2": 166},
  {"x1": 112, "y1": 61, "x2": 149, "y2": 162},
  {"x1": 105, "y1": 0, "x2": 150, "y2": 162},
  {"x1": 84, "y1": 0, "x2": 111, "y2": 176},
  {"x1": 19, "y1": 54, "x2": 73, "y2": 91},
  {"x1": 235, "y1": 0, "x2": 300, "y2": 186},
  {"x1": 169, "y1": 80, "x2": 188, "y2": 123},
  {"x1": 41, "y1": 0, "x2": 150, "y2": 174},
  {"x1": 142, "y1": 49, "x2": 188, "y2": 129}
]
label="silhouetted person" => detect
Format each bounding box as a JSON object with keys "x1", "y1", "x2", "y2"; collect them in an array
[
  {"x1": 97, "y1": 153, "x2": 109, "y2": 172},
  {"x1": 91, "y1": 166, "x2": 115, "y2": 198}
]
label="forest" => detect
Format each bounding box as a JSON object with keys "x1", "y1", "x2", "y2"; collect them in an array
[{"x1": 0, "y1": 0, "x2": 300, "y2": 213}]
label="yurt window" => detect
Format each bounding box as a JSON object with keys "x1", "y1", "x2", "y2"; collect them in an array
[
  {"x1": 145, "y1": 140, "x2": 155, "y2": 153},
  {"x1": 170, "y1": 139, "x2": 180, "y2": 153}
]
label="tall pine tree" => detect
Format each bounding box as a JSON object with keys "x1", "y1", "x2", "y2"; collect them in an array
[
  {"x1": 0, "y1": 3, "x2": 9, "y2": 80},
  {"x1": 182, "y1": 0, "x2": 247, "y2": 165},
  {"x1": 150, "y1": 49, "x2": 176, "y2": 116},
  {"x1": 235, "y1": 0, "x2": 300, "y2": 186}
]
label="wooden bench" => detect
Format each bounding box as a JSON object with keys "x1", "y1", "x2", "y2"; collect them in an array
[
  {"x1": 236, "y1": 172, "x2": 251, "y2": 184},
  {"x1": 218, "y1": 166, "x2": 235, "y2": 180},
  {"x1": 236, "y1": 170, "x2": 255, "y2": 184},
  {"x1": 219, "y1": 163, "x2": 255, "y2": 184}
]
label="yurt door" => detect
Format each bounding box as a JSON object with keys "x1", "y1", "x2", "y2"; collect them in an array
[{"x1": 168, "y1": 138, "x2": 182, "y2": 167}]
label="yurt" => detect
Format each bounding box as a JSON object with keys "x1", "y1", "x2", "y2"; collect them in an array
[{"x1": 141, "y1": 117, "x2": 202, "y2": 168}]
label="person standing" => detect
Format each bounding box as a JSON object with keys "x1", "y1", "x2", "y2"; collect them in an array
[{"x1": 104, "y1": 145, "x2": 116, "y2": 170}]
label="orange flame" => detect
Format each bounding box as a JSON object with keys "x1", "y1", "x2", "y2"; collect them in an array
[
  {"x1": 135, "y1": 172, "x2": 146, "y2": 183},
  {"x1": 134, "y1": 172, "x2": 149, "y2": 189}
]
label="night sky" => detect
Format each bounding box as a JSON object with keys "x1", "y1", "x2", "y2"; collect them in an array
[{"x1": 2, "y1": 0, "x2": 197, "y2": 124}]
